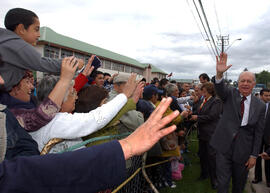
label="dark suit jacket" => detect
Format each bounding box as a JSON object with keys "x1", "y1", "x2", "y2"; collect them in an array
[
  {"x1": 196, "y1": 97, "x2": 223, "y2": 141},
  {"x1": 264, "y1": 106, "x2": 270, "y2": 146},
  {"x1": 0, "y1": 140, "x2": 126, "y2": 193},
  {"x1": 210, "y1": 79, "x2": 265, "y2": 163},
  {"x1": 192, "y1": 96, "x2": 203, "y2": 115}
]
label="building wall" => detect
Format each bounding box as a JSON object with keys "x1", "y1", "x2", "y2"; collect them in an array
[
  {"x1": 143, "y1": 66, "x2": 152, "y2": 83},
  {"x1": 151, "y1": 72, "x2": 166, "y2": 80},
  {"x1": 35, "y1": 43, "x2": 166, "y2": 82}
]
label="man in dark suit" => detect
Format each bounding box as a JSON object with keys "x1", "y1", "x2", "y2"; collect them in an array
[
  {"x1": 260, "y1": 106, "x2": 270, "y2": 160},
  {"x1": 252, "y1": 88, "x2": 270, "y2": 186},
  {"x1": 210, "y1": 53, "x2": 265, "y2": 193}
]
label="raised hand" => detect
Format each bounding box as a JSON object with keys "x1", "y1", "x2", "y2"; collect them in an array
[
  {"x1": 119, "y1": 97, "x2": 179, "y2": 159},
  {"x1": 122, "y1": 73, "x2": 137, "y2": 98},
  {"x1": 60, "y1": 56, "x2": 78, "y2": 82},
  {"x1": 108, "y1": 73, "x2": 118, "y2": 83},
  {"x1": 132, "y1": 82, "x2": 144, "y2": 103},
  {"x1": 216, "y1": 53, "x2": 232, "y2": 79},
  {"x1": 77, "y1": 58, "x2": 84, "y2": 70},
  {"x1": 48, "y1": 57, "x2": 78, "y2": 107},
  {"x1": 260, "y1": 152, "x2": 270, "y2": 160},
  {"x1": 82, "y1": 55, "x2": 95, "y2": 77}
]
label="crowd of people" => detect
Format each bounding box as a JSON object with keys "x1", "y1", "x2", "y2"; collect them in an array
[{"x1": 1, "y1": 7, "x2": 270, "y2": 193}]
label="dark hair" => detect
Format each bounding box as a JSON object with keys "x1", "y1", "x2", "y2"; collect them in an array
[
  {"x1": 75, "y1": 85, "x2": 108, "y2": 113},
  {"x1": 23, "y1": 70, "x2": 33, "y2": 79},
  {"x1": 140, "y1": 78, "x2": 146, "y2": 82},
  {"x1": 153, "y1": 77, "x2": 159, "y2": 82},
  {"x1": 92, "y1": 71, "x2": 104, "y2": 79},
  {"x1": 158, "y1": 89, "x2": 166, "y2": 101},
  {"x1": 178, "y1": 87, "x2": 184, "y2": 96},
  {"x1": 199, "y1": 73, "x2": 210, "y2": 82},
  {"x1": 170, "y1": 80, "x2": 176, "y2": 84},
  {"x1": 160, "y1": 78, "x2": 168, "y2": 87},
  {"x1": 103, "y1": 72, "x2": 111, "y2": 77},
  {"x1": 143, "y1": 91, "x2": 157, "y2": 101},
  {"x1": 260, "y1": 88, "x2": 270, "y2": 96},
  {"x1": 201, "y1": 82, "x2": 215, "y2": 96},
  {"x1": 4, "y1": 8, "x2": 38, "y2": 31}
]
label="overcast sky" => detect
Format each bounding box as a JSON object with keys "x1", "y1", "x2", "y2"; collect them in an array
[{"x1": 1, "y1": 0, "x2": 270, "y2": 81}]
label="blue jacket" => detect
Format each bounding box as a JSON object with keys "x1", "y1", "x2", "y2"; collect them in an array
[
  {"x1": 136, "y1": 99, "x2": 155, "y2": 120},
  {"x1": 0, "y1": 140, "x2": 126, "y2": 193},
  {"x1": 169, "y1": 96, "x2": 182, "y2": 112},
  {"x1": 3, "y1": 106, "x2": 40, "y2": 160},
  {"x1": 0, "y1": 92, "x2": 36, "y2": 109}
]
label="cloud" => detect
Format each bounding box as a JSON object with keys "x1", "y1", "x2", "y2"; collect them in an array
[{"x1": 1, "y1": 0, "x2": 270, "y2": 81}]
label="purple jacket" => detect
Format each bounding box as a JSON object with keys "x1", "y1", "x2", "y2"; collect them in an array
[{"x1": 10, "y1": 97, "x2": 60, "y2": 131}]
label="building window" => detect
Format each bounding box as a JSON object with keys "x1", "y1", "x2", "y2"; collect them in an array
[
  {"x1": 125, "y1": 65, "x2": 131, "y2": 73},
  {"x1": 100, "y1": 59, "x2": 105, "y2": 68},
  {"x1": 61, "y1": 49, "x2": 73, "y2": 58},
  {"x1": 118, "y1": 63, "x2": 124, "y2": 72},
  {"x1": 84, "y1": 55, "x2": 90, "y2": 64},
  {"x1": 44, "y1": 45, "x2": 59, "y2": 59},
  {"x1": 131, "y1": 66, "x2": 143, "y2": 75},
  {"x1": 112, "y1": 62, "x2": 125, "y2": 72},
  {"x1": 75, "y1": 53, "x2": 85, "y2": 60},
  {"x1": 111, "y1": 62, "x2": 117, "y2": 71},
  {"x1": 105, "y1": 60, "x2": 111, "y2": 70}
]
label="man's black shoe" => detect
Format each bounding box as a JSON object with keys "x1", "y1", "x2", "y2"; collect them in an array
[
  {"x1": 212, "y1": 184, "x2": 218, "y2": 190},
  {"x1": 212, "y1": 181, "x2": 218, "y2": 190},
  {"x1": 251, "y1": 179, "x2": 262, "y2": 184}
]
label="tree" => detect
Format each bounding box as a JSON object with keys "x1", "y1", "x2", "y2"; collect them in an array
[
  {"x1": 255, "y1": 70, "x2": 270, "y2": 87},
  {"x1": 233, "y1": 81, "x2": 238, "y2": 88}
]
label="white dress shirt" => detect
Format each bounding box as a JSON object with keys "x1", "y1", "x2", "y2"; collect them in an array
[{"x1": 241, "y1": 94, "x2": 251, "y2": 126}]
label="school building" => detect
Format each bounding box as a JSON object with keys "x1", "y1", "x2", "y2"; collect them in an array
[{"x1": 35, "y1": 27, "x2": 167, "y2": 82}]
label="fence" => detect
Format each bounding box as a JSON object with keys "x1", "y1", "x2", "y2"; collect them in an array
[{"x1": 57, "y1": 133, "x2": 171, "y2": 193}]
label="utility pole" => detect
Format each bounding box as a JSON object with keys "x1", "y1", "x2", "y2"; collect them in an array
[{"x1": 217, "y1": 35, "x2": 229, "y2": 80}]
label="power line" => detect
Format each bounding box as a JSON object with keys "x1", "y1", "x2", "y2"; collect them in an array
[
  {"x1": 191, "y1": 0, "x2": 217, "y2": 59},
  {"x1": 213, "y1": 0, "x2": 222, "y2": 35},
  {"x1": 186, "y1": 0, "x2": 215, "y2": 61},
  {"x1": 197, "y1": 0, "x2": 219, "y2": 56}
]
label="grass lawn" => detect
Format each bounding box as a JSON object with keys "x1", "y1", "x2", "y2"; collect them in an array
[{"x1": 160, "y1": 131, "x2": 218, "y2": 193}]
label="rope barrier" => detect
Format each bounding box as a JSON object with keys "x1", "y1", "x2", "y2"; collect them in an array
[
  {"x1": 59, "y1": 132, "x2": 131, "y2": 153},
  {"x1": 112, "y1": 157, "x2": 170, "y2": 193},
  {"x1": 56, "y1": 132, "x2": 170, "y2": 193},
  {"x1": 111, "y1": 167, "x2": 142, "y2": 193},
  {"x1": 142, "y1": 153, "x2": 159, "y2": 193}
]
